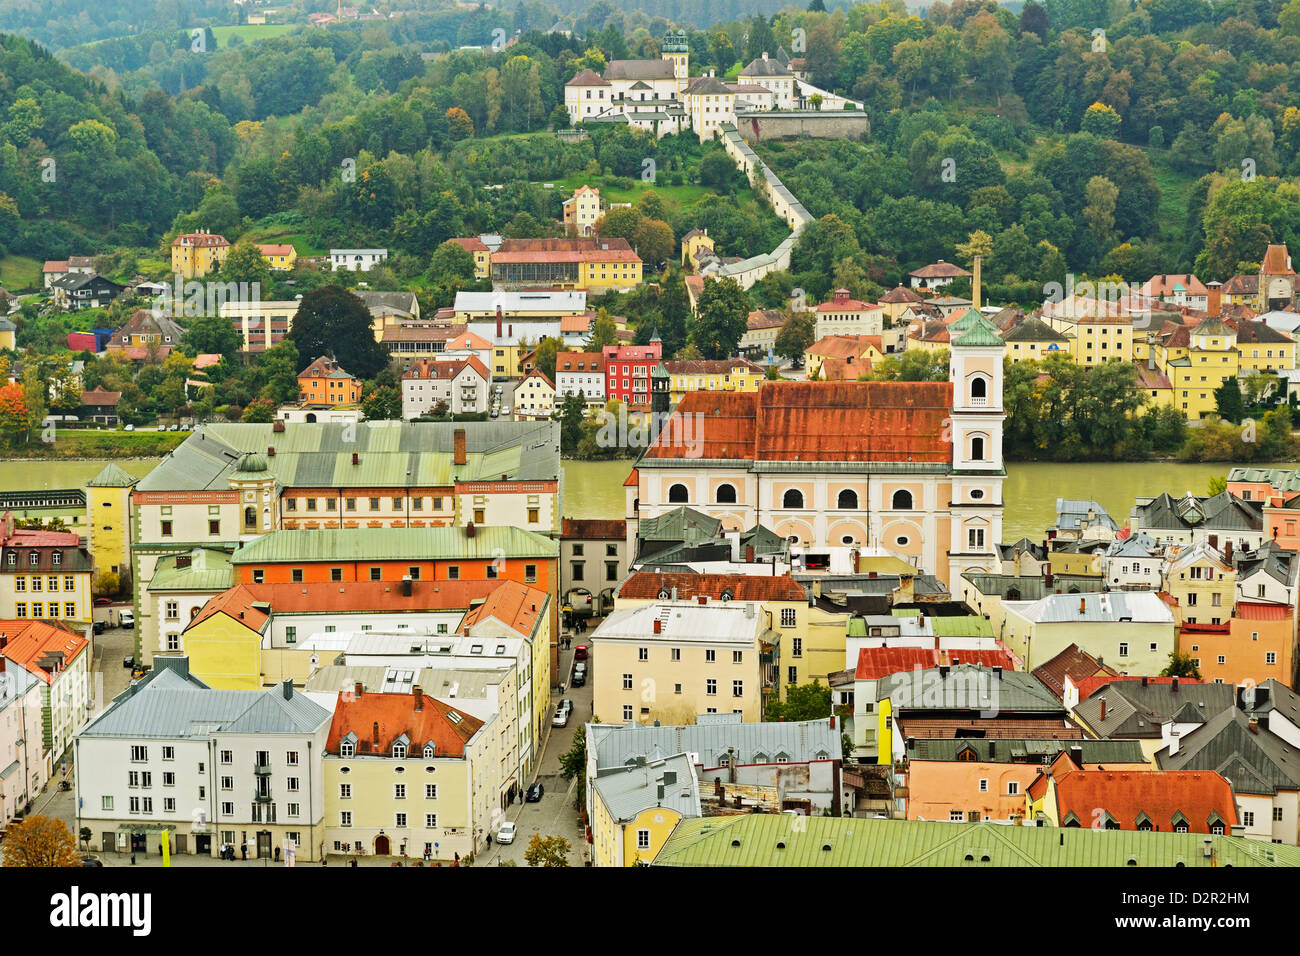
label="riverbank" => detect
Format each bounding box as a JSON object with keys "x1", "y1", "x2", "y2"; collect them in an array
[{"x1": 8, "y1": 430, "x2": 186, "y2": 459}]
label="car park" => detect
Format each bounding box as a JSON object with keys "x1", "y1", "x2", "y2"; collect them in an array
[{"x1": 496, "y1": 822, "x2": 516, "y2": 845}]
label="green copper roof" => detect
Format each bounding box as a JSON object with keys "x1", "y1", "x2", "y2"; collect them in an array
[
  {"x1": 952, "y1": 313, "x2": 1005, "y2": 348},
  {"x1": 87, "y1": 463, "x2": 140, "y2": 488},
  {"x1": 948, "y1": 308, "x2": 983, "y2": 332},
  {"x1": 149, "y1": 549, "x2": 234, "y2": 592},
  {"x1": 229, "y1": 527, "x2": 558, "y2": 564},
  {"x1": 653, "y1": 815, "x2": 1300, "y2": 867}
]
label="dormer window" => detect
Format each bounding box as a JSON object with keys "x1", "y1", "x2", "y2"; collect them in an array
[
  {"x1": 52, "y1": 551, "x2": 62, "y2": 566},
  {"x1": 423, "y1": 743, "x2": 435, "y2": 759},
  {"x1": 29, "y1": 553, "x2": 38, "y2": 567},
  {"x1": 340, "y1": 742, "x2": 355, "y2": 758},
  {"x1": 392, "y1": 743, "x2": 407, "y2": 759}
]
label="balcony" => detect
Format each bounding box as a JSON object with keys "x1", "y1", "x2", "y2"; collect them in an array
[
  {"x1": 254, "y1": 791, "x2": 273, "y2": 803},
  {"x1": 254, "y1": 761, "x2": 271, "y2": 776}
]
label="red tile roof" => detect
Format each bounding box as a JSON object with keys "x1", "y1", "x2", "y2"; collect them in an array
[
  {"x1": 448, "y1": 237, "x2": 489, "y2": 253},
  {"x1": 879, "y1": 285, "x2": 924, "y2": 304},
  {"x1": 172, "y1": 232, "x2": 230, "y2": 248},
  {"x1": 190, "y1": 584, "x2": 270, "y2": 632},
  {"x1": 1262, "y1": 243, "x2": 1293, "y2": 276},
  {"x1": 1032, "y1": 643, "x2": 1117, "y2": 700},
  {"x1": 562, "y1": 518, "x2": 627, "y2": 540},
  {"x1": 459, "y1": 580, "x2": 547, "y2": 637},
  {"x1": 256, "y1": 244, "x2": 294, "y2": 257},
  {"x1": 807, "y1": 334, "x2": 883, "y2": 358},
  {"x1": 0, "y1": 620, "x2": 89, "y2": 684},
  {"x1": 1052, "y1": 770, "x2": 1238, "y2": 832},
  {"x1": 326, "y1": 689, "x2": 484, "y2": 757},
  {"x1": 1234, "y1": 601, "x2": 1291, "y2": 620},
  {"x1": 619, "y1": 572, "x2": 805, "y2": 604},
  {"x1": 855, "y1": 647, "x2": 941, "y2": 680},
  {"x1": 493, "y1": 237, "x2": 640, "y2": 265},
  {"x1": 623, "y1": 468, "x2": 639, "y2": 487},
  {"x1": 909, "y1": 261, "x2": 971, "y2": 279},
  {"x1": 1142, "y1": 273, "x2": 1209, "y2": 298},
  {"x1": 222, "y1": 580, "x2": 544, "y2": 617},
  {"x1": 643, "y1": 381, "x2": 953, "y2": 463},
  {"x1": 555, "y1": 351, "x2": 604, "y2": 374}
]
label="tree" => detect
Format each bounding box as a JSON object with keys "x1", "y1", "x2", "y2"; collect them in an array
[
  {"x1": 1082, "y1": 176, "x2": 1119, "y2": 253},
  {"x1": 1080, "y1": 102, "x2": 1122, "y2": 139},
  {"x1": 446, "y1": 107, "x2": 474, "y2": 142},
  {"x1": 180, "y1": 314, "x2": 242, "y2": 361},
  {"x1": 557, "y1": 392, "x2": 585, "y2": 451},
  {"x1": 221, "y1": 241, "x2": 273, "y2": 289},
  {"x1": 691, "y1": 277, "x2": 750, "y2": 359},
  {"x1": 534, "y1": 337, "x2": 564, "y2": 380},
  {"x1": 956, "y1": 230, "x2": 994, "y2": 268},
  {"x1": 241, "y1": 398, "x2": 276, "y2": 422},
  {"x1": 632, "y1": 219, "x2": 674, "y2": 271},
  {"x1": 429, "y1": 240, "x2": 476, "y2": 282},
  {"x1": 1161, "y1": 651, "x2": 1203, "y2": 680},
  {"x1": 766, "y1": 681, "x2": 831, "y2": 722},
  {"x1": 524, "y1": 833, "x2": 571, "y2": 867},
  {"x1": 361, "y1": 368, "x2": 402, "y2": 421},
  {"x1": 1, "y1": 815, "x2": 79, "y2": 867},
  {"x1": 1207, "y1": 475, "x2": 1227, "y2": 496},
  {"x1": 774, "y1": 311, "x2": 815, "y2": 363},
  {"x1": 288, "y1": 286, "x2": 388, "y2": 380},
  {"x1": 558, "y1": 724, "x2": 587, "y2": 808},
  {"x1": 0, "y1": 382, "x2": 32, "y2": 448},
  {"x1": 589, "y1": 310, "x2": 619, "y2": 350},
  {"x1": 1214, "y1": 376, "x2": 1245, "y2": 424},
  {"x1": 674, "y1": 343, "x2": 704, "y2": 361}
]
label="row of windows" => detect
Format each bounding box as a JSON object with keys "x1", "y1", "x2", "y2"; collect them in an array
[
  {"x1": 621, "y1": 672, "x2": 746, "y2": 696},
  {"x1": 338, "y1": 812, "x2": 437, "y2": 828},
  {"x1": 13, "y1": 603, "x2": 77, "y2": 619},
  {"x1": 337, "y1": 783, "x2": 438, "y2": 799},
  {"x1": 11, "y1": 575, "x2": 78, "y2": 592},
  {"x1": 285, "y1": 496, "x2": 447, "y2": 513},
  {"x1": 5, "y1": 551, "x2": 67, "y2": 567},
  {"x1": 129, "y1": 747, "x2": 299, "y2": 766},
  {"x1": 250, "y1": 563, "x2": 537, "y2": 585},
  {"x1": 665, "y1": 485, "x2": 936, "y2": 511}
]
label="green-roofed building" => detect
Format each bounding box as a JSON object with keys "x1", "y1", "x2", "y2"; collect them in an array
[
  {"x1": 229, "y1": 526, "x2": 557, "y2": 567},
  {"x1": 128, "y1": 420, "x2": 561, "y2": 663},
  {"x1": 140, "y1": 549, "x2": 235, "y2": 667},
  {"x1": 652, "y1": 814, "x2": 1300, "y2": 867}
]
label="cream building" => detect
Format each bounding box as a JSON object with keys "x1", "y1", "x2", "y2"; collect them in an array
[
  {"x1": 1001, "y1": 591, "x2": 1176, "y2": 674},
  {"x1": 591, "y1": 601, "x2": 769, "y2": 725}
]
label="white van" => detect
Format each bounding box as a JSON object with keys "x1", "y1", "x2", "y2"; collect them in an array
[{"x1": 119, "y1": 610, "x2": 135, "y2": 629}]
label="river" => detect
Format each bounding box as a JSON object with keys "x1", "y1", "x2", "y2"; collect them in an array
[
  {"x1": 3, "y1": 457, "x2": 1293, "y2": 547},
  {"x1": 560, "y1": 459, "x2": 1300, "y2": 542}
]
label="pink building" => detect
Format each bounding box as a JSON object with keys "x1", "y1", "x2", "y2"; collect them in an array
[{"x1": 602, "y1": 341, "x2": 663, "y2": 411}]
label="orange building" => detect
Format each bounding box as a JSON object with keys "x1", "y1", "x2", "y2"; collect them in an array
[
  {"x1": 297, "y1": 355, "x2": 362, "y2": 406},
  {"x1": 1034, "y1": 763, "x2": 1238, "y2": 833},
  {"x1": 1179, "y1": 603, "x2": 1295, "y2": 688},
  {"x1": 904, "y1": 739, "x2": 1151, "y2": 824}
]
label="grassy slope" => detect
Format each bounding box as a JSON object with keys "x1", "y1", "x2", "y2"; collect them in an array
[
  {"x1": 0, "y1": 255, "x2": 43, "y2": 292},
  {"x1": 211, "y1": 24, "x2": 303, "y2": 48}
]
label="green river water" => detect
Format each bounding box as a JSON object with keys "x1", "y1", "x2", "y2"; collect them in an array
[{"x1": 2, "y1": 457, "x2": 1294, "y2": 545}]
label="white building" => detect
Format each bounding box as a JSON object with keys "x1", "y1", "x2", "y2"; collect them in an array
[
  {"x1": 330, "y1": 249, "x2": 389, "y2": 272},
  {"x1": 400, "y1": 357, "x2": 491, "y2": 419},
  {"x1": 514, "y1": 370, "x2": 555, "y2": 420},
  {"x1": 554, "y1": 352, "x2": 606, "y2": 406},
  {"x1": 1101, "y1": 533, "x2": 1165, "y2": 590},
  {"x1": 74, "y1": 658, "x2": 331, "y2": 859},
  {"x1": 738, "y1": 54, "x2": 795, "y2": 109}
]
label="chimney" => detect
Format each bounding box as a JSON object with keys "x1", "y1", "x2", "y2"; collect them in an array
[
  {"x1": 1208, "y1": 534, "x2": 1218, "y2": 550},
  {"x1": 351, "y1": 451, "x2": 359, "y2": 466},
  {"x1": 1141, "y1": 676, "x2": 1149, "y2": 687},
  {"x1": 727, "y1": 747, "x2": 736, "y2": 784},
  {"x1": 466, "y1": 521, "x2": 475, "y2": 538},
  {"x1": 745, "y1": 545, "x2": 755, "y2": 562},
  {"x1": 1171, "y1": 677, "x2": 1179, "y2": 692},
  {"x1": 1248, "y1": 717, "x2": 1259, "y2": 734},
  {"x1": 453, "y1": 427, "x2": 467, "y2": 465},
  {"x1": 697, "y1": 595, "x2": 707, "y2": 605},
  {"x1": 1068, "y1": 745, "x2": 1083, "y2": 768},
  {"x1": 354, "y1": 682, "x2": 363, "y2": 699},
  {"x1": 1079, "y1": 597, "x2": 1086, "y2": 614},
  {"x1": 992, "y1": 666, "x2": 1003, "y2": 680},
  {"x1": 653, "y1": 618, "x2": 662, "y2": 634},
  {"x1": 828, "y1": 715, "x2": 836, "y2": 730},
  {"x1": 372, "y1": 721, "x2": 380, "y2": 746},
  {"x1": 402, "y1": 575, "x2": 413, "y2": 597},
  {"x1": 496, "y1": 305, "x2": 503, "y2": 338},
  {"x1": 282, "y1": 678, "x2": 293, "y2": 701},
  {"x1": 413, "y1": 685, "x2": 423, "y2": 712},
  {"x1": 1224, "y1": 540, "x2": 1233, "y2": 564},
  {"x1": 267, "y1": 446, "x2": 275, "y2": 457},
  {"x1": 972, "y1": 254, "x2": 981, "y2": 311},
  {"x1": 813, "y1": 579, "x2": 822, "y2": 599},
  {"x1": 1099, "y1": 696, "x2": 1107, "y2": 722},
  {"x1": 938, "y1": 665, "x2": 950, "y2": 679}
]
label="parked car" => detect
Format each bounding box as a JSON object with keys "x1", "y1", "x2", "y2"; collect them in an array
[
  {"x1": 123, "y1": 424, "x2": 134, "y2": 431},
  {"x1": 122, "y1": 655, "x2": 135, "y2": 669},
  {"x1": 119, "y1": 610, "x2": 135, "y2": 629},
  {"x1": 571, "y1": 662, "x2": 587, "y2": 687},
  {"x1": 80, "y1": 856, "x2": 104, "y2": 867},
  {"x1": 574, "y1": 644, "x2": 589, "y2": 660},
  {"x1": 526, "y1": 782, "x2": 544, "y2": 802},
  {"x1": 552, "y1": 707, "x2": 569, "y2": 728},
  {"x1": 496, "y1": 822, "x2": 516, "y2": 845},
  {"x1": 92, "y1": 620, "x2": 106, "y2": 635},
  {"x1": 559, "y1": 698, "x2": 573, "y2": 714}
]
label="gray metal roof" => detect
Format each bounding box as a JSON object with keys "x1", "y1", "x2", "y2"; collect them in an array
[
  {"x1": 961, "y1": 573, "x2": 1108, "y2": 602},
  {"x1": 1012, "y1": 590, "x2": 1172, "y2": 624},
  {"x1": 1074, "y1": 680, "x2": 1236, "y2": 738},
  {"x1": 1133, "y1": 491, "x2": 1262, "y2": 534},
  {"x1": 1158, "y1": 703, "x2": 1300, "y2": 795},
  {"x1": 588, "y1": 717, "x2": 839, "y2": 772},
  {"x1": 592, "y1": 752, "x2": 700, "y2": 823},
  {"x1": 81, "y1": 667, "x2": 330, "y2": 739},
  {"x1": 880, "y1": 665, "x2": 1065, "y2": 714}
]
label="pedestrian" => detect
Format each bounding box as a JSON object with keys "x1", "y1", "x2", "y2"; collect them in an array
[
  {"x1": 241, "y1": 843, "x2": 247, "y2": 860},
  {"x1": 130, "y1": 853, "x2": 135, "y2": 865}
]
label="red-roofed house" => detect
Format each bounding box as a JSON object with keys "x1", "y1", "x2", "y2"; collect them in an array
[
  {"x1": 909, "y1": 260, "x2": 971, "y2": 291},
  {"x1": 0, "y1": 619, "x2": 91, "y2": 773},
  {"x1": 182, "y1": 584, "x2": 270, "y2": 689},
  {"x1": 1033, "y1": 764, "x2": 1238, "y2": 833},
  {"x1": 814, "y1": 289, "x2": 884, "y2": 339},
  {"x1": 255, "y1": 244, "x2": 297, "y2": 271},
  {"x1": 563, "y1": 185, "x2": 602, "y2": 237},
  {"x1": 297, "y1": 356, "x2": 362, "y2": 406},
  {"x1": 447, "y1": 237, "x2": 491, "y2": 278},
  {"x1": 805, "y1": 334, "x2": 885, "y2": 381},
  {"x1": 323, "y1": 683, "x2": 502, "y2": 860},
  {"x1": 400, "y1": 357, "x2": 490, "y2": 418}
]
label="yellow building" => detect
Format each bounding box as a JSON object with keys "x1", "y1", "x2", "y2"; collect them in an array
[
  {"x1": 448, "y1": 238, "x2": 492, "y2": 279},
  {"x1": 614, "y1": 573, "x2": 817, "y2": 702},
  {"x1": 1071, "y1": 316, "x2": 1134, "y2": 367},
  {"x1": 591, "y1": 601, "x2": 767, "y2": 725},
  {"x1": 1047, "y1": 542, "x2": 1105, "y2": 578},
  {"x1": 563, "y1": 185, "x2": 602, "y2": 237},
  {"x1": 591, "y1": 752, "x2": 698, "y2": 866},
  {"x1": 664, "y1": 359, "x2": 765, "y2": 403},
  {"x1": 1234, "y1": 320, "x2": 1296, "y2": 374},
  {"x1": 681, "y1": 229, "x2": 715, "y2": 270},
  {"x1": 0, "y1": 317, "x2": 15, "y2": 350},
  {"x1": 490, "y1": 238, "x2": 642, "y2": 294},
  {"x1": 1160, "y1": 317, "x2": 1239, "y2": 420},
  {"x1": 1162, "y1": 542, "x2": 1235, "y2": 627},
  {"x1": 86, "y1": 463, "x2": 138, "y2": 580},
  {"x1": 255, "y1": 243, "x2": 298, "y2": 272},
  {"x1": 321, "y1": 684, "x2": 503, "y2": 862},
  {"x1": 181, "y1": 585, "x2": 267, "y2": 689},
  {"x1": 170, "y1": 230, "x2": 231, "y2": 279},
  {"x1": 1001, "y1": 317, "x2": 1071, "y2": 364}
]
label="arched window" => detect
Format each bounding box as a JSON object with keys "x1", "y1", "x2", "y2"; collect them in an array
[
  {"x1": 716, "y1": 483, "x2": 737, "y2": 504},
  {"x1": 244, "y1": 506, "x2": 256, "y2": 525},
  {"x1": 837, "y1": 489, "x2": 858, "y2": 510},
  {"x1": 782, "y1": 489, "x2": 804, "y2": 509},
  {"x1": 971, "y1": 376, "x2": 987, "y2": 399},
  {"x1": 892, "y1": 489, "x2": 913, "y2": 510},
  {"x1": 668, "y1": 483, "x2": 689, "y2": 503},
  {"x1": 971, "y1": 436, "x2": 986, "y2": 461},
  {"x1": 423, "y1": 743, "x2": 435, "y2": 759}
]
